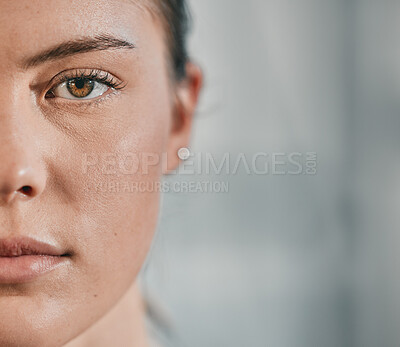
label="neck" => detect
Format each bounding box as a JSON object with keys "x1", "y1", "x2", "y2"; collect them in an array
[{"x1": 65, "y1": 282, "x2": 150, "y2": 347}]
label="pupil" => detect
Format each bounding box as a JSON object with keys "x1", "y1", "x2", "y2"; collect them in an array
[{"x1": 75, "y1": 78, "x2": 85, "y2": 89}]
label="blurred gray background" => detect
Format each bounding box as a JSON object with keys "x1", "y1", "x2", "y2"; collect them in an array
[{"x1": 140, "y1": 1, "x2": 400, "y2": 346}]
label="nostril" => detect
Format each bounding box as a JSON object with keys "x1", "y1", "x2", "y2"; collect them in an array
[{"x1": 19, "y1": 186, "x2": 33, "y2": 196}]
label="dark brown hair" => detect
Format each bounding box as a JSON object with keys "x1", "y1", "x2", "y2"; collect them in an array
[{"x1": 154, "y1": 0, "x2": 191, "y2": 80}]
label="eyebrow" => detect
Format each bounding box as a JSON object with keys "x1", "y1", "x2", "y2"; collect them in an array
[{"x1": 22, "y1": 34, "x2": 135, "y2": 68}]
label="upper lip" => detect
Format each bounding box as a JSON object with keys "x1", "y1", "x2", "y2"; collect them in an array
[{"x1": 0, "y1": 237, "x2": 65, "y2": 257}]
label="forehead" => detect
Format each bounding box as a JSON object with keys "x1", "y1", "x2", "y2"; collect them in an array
[{"x1": 0, "y1": 0, "x2": 161, "y2": 63}]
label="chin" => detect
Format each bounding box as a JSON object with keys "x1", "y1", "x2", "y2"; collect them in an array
[{"x1": 0, "y1": 299, "x2": 68, "y2": 347}]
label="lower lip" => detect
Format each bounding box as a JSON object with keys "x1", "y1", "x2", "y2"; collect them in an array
[{"x1": 0, "y1": 255, "x2": 68, "y2": 284}]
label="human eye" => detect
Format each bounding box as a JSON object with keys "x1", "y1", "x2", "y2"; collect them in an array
[{"x1": 45, "y1": 69, "x2": 126, "y2": 101}]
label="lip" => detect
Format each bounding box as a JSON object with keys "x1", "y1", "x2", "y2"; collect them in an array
[{"x1": 0, "y1": 237, "x2": 70, "y2": 284}]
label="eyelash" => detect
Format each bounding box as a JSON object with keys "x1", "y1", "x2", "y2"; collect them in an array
[{"x1": 45, "y1": 69, "x2": 126, "y2": 99}]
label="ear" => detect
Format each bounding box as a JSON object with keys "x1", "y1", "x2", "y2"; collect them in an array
[{"x1": 164, "y1": 62, "x2": 203, "y2": 174}]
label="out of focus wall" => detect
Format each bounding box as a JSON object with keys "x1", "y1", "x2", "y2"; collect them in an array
[{"x1": 140, "y1": 1, "x2": 400, "y2": 346}]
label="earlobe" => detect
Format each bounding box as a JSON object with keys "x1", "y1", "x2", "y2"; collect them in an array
[{"x1": 163, "y1": 62, "x2": 203, "y2": 174}]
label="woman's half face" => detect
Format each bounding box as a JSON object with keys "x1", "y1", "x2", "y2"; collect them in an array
[{"x1": 0, "y1": 0, "x2": 200, "y2": 345}]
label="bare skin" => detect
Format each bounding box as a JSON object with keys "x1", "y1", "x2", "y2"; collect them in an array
[
  {"x1": 65, "y1": 283, "x2": 149, "y2": 347},
  {"x1": 0, "y1": 0, "x2": 202, "y2": 346}
]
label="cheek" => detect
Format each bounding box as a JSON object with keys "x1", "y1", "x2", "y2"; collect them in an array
[
  {"x1": 68, "y1": 97, "x2": 170, "y2": 269},
  {"x1": 39, "y1": 64, "x2": 173, "y2": 334}
]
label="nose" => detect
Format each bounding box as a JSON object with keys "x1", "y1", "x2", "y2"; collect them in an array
[
  {"x1": 0, "y1": 165, "x2": 46, "y2": 204},
  {"x1": 0, "y1": 120, "x2": 47, "y2": 205}
]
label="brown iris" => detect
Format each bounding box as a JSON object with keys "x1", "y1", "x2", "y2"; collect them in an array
[{"x1": 66, "y1": 78, "x2": 95, "y2": 98}]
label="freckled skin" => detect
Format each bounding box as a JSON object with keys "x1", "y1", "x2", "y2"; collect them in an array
[{"x1": 0, "y1": 0, "x2": 202, "y2": 346}]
